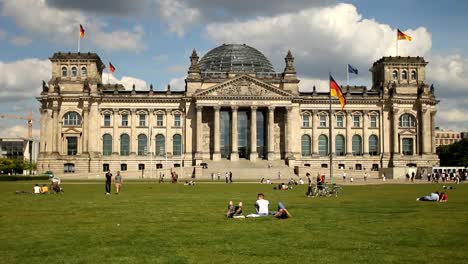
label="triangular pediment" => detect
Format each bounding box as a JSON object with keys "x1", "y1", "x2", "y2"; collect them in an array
[
  {"x1": 399, "y1": 129, "x2": 416, "y2": 136},
  {"x1": 194, "y1": 75, "x2": 293, "y2": 97},
  {"x1": 62, "y1": 127, "x2": 81, "y2": 134}
]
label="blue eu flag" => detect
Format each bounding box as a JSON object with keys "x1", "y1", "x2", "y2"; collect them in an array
[{"x1": 348, "y1": 64, "x2": 358, "y2": 75}]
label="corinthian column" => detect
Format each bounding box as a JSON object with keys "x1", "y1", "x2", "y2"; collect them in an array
[
  {"x1": 82, "y1": 103, "x2": 89, "y2": 154},
  {"x1": 52, "y1": 105, "x2": 59, "y2": 154},
  {"x1": 250, "y1": 106, "x2": 257, "y2": 162},
  {"x1": 393, "y1": 109, "x2": 400, "y2": 155},
  {"x1": 231, "y1": 106, "x2": 239, "y2": 161},
  {"x1": 213, "y1": 106, "x2": 221, "y2": 161},
  {"x1": 112, "y1": 109, "x2": 119, "y2": 155},
  {"x1": 267, "y1": 106, "x2": 275, "y2": 160},
  {"x1": 196, "y1": 105, "x2": 203, "y2": 159}
]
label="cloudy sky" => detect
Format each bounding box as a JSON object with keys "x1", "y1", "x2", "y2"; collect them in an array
[{"x1": 0, "y1": 0, "x2": 467, "y2": 138}]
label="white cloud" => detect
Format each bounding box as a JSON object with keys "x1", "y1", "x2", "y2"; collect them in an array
[
  {"x1": 1, "y1": 0, "x2": 145, "y2": 51},
  {"x1": 102, "y1": 73, "x2": 147, "y2": 90},
  {"x1": 0, "y1": 125, "x2": 40, "y2": 139},
  {"x1": 156, "y1": 0, "x2": 201, "y2": 37},
  {"x1": 427, "y1": 54, "x2": 468, "y2": 94},
  {"x1": 169, "y1": 76, "x2": 185, "y2": 91},
  {"x1": 9, "y1": 35, "x2": 33, "y2": 46}
]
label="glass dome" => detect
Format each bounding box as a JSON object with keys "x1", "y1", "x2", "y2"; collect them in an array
[{"x1": 198, "y1": 44, "x2": 275, "y2": 73}]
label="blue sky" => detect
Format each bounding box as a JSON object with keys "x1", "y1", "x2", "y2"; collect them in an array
[{"x1": 0, "y1": 0, "x2": 467, "y2": 138}]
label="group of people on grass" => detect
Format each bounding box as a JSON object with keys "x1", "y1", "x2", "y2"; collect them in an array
[
  {"x1": 226, "y1": 193, "x2": 292, "y2": 219},
  {"x1": 105, "y1": 170, "x2": 123, "y2": 195},
  {"x1": 210, "y1": 171, "x2": 233, "y2": 183},
  {"x1": 428, "y1": 171, "x2": 466, "y2": 184},
  {"x1": 416, "y1": 191, "x2": 449, "y2": 202}
]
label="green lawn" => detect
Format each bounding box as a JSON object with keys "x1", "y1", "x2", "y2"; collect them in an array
[{"x1": 0, "y1": 182, "x2": 467, "y2": 264}]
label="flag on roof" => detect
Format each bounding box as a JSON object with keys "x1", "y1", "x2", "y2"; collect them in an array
[
  {"x1": 397, "y1": 29, "x2": 412, "y2": 41},
  {"x1": 348, "y1": 64, "x2": 358, "y2": 75},
  {"x1": 109, "y1": 62, "x2": 116, "y2": 73},
  {"x1": 330, "y1": 75, "x2": 346, "y2": 109},
  {"x1": 79, "y1": 24, "x2": 85, "y2": 38}
]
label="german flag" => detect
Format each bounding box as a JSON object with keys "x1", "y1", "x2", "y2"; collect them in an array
[
  {"x1": 79, "y1": 24, "x2": 85, "y2": 38},
  {"x1": 397, "y1": 29, "x2": 411, "y2": 41},
  {"x1": 330, "y1": 75, "x2": 346, "y2": 109},
  {"x1": 109, "y1": 62, "x2": 116, "y2": 73}
]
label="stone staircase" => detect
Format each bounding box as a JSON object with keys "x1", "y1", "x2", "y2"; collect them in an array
[{"x1": 201, "y1": 159, "x2": 296, "y2": 181}]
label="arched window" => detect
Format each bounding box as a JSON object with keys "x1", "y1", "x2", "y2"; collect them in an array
[
  {"x1": 173, "y1": 134, "x2": 182, "y2": 156},
  {"x1": 392, "y1": 70, "x2": 398, "y2": 80},
  {"x1": 399, "y1": 114, "x2": 416, "y2": 127},
  {"x1": 369, "y1": 135, "x2": 379, "y2": 156},
  {"x1": 155, "y1": 134, "x2": 165, "y2": 156},
  {"x1": 81, "y1": 67, "x2": 87, "y2": 77},
  {"x1": 411, "y1": 70, "x2": 417, "y2": 80},
  {"x1": 402, "y1": 70, "x2": 408, "y2": 80},
  {"x1": 352, "y1": 135, "x2": 362, "y2": 156},
  {"x1": 318, "y1": 135, "x2": 328, "y2": 156},
  {"x1": 61, "y1": 66, "x2": 67, "y2": 77},
  {"x1": 71, "y1": 66, "x2": 77, "y2": 77},
  {"x1": 301, "y1": 135, "x2": 311, "y2": 156},
  {"x1": 120, "y1": 134, "x2": 130, "y2": 156},
  {"x1": 302, "y1": 115, "x2": 310, "y2": 127},
  {"x1": 137, "y1": 134, "x2": 147, "y2": 156},
  {"x1": 335, "y1": 135, "x2": 345, "y2": 156},
  {"x1": 63, "y1": 112, "x2": 82, "y2": 126},
  {"x1": 102, "y1": 134, "x2": 112, "y2": 156}
]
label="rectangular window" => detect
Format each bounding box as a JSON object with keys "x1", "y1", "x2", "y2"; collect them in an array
[
  {"x1": 353, "y1": 116, "x2": 361, "y2": 127},
  {"x1": 67, "y1": 137, "x2": 77, "y2": 155},
  {"x1": 138, "y1": 164, "x2": 145, "y2": 170},
  {"x1": 121, "y1": 114, "x2": 128, "y2": 127},
  {"x1": 120, "y1": 164, "x2": 127, "y2": 171},
  {"x1": 64, "y1": 163, "x2": 75, "y2": 173},
  {"x1": 156, "y1": 114, "x2": 164, "y2": 126},
  {"x1": 336, "y1": 115, "x2": 343, "y2": 128},
  {"x1": 139, "y1": 114, "x2": 146, "y2": 127},
  {"x1": 319, "y1": 115, "x2": 327, "y2": 127},
  {"x1": 103, "y1": 163, "x2": 109, "y2": 172},
  {"x1": 370, "y1": 116, "x2": 378, "y2": 128},
  {"x1": 104, "y1": 114, "x2": 111, "y2": 127},
  {"x1": 402, "y1": 138, "x2": 414, "y2": 155},
  {"x1": 174, "y1": 114, "x2": 181, "y2": 127},
  {"x1": 302, "y1": 115, "x2": 310, "y2": 127}
]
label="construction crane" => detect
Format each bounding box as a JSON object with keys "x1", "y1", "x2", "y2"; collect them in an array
[{"x1": 0, "y1": 110, "x2": 35, "y2": 175}]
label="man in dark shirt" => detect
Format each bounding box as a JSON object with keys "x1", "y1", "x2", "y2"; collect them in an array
[{"x1": 105, "y1": 171, "x2": 112, "y2": 195}]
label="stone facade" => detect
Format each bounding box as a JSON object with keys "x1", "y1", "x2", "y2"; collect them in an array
[{"x1": 37, "y1": 45, "x2": 439, "y2": 179}]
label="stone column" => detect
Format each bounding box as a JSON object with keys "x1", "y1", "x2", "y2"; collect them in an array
[
  {"x1": 52, "y1": 106, "x2": 59, "y2": 154},
  {"x1": 382, "y1": 108, "x2": 390, "y2": 156},
  {"x1": 250, "y1": 106, "x2": 258, "y2": 162},
  {"x1": 311, "y1": 110, "x2": 317, "y2": 155},
  {"x1": 393, "y1": 109, "x2": 400, "y2": 154},
  {"x1": 46, "y1": 109, "x2": 54, "y2": 153},
  {"x1": 184, "y1": 102, "x2": 193, "y2": 160},
  {"x1": 213, "y1": 106, "x2": 221, "y2": 161},
  {"x1": 82, "y1": 103, "x2": 89, "y2": 154},
  {"x1": 346, "y1": 111, "x2": 352, "y2": 156},
  {"x1": 112, "y1": 109, "x2": 119, "y2": 155},
  {"x1": 422, "y1": 108, "x2": 432, "y2": 154},
  {"x1": 285, "y1": 107, "x2": 291, "y2": 156},
  {"x1": 196, "y1": 106, "x2": 203, "y2": 160},
  {"x1": 362, "y1": 111, "x2": 369, "y2": 156},
  {"x1": 166, "y1": 109, "x2": 172, "y2": 157},
  {"x1": 267, "y1": 106, "x2": 275, "y2": 160},
  {"x1": 231, "y1": 106, "x2": 239, "y2": 161},
  {"x1": 431, "y1": 110, "x2": 437, "y2": 154},
  {"x1": 130, "y1": 109, "x2": 137, "y2": 155},
  {"x1": 39, "y1": 108, "x2": 47, "y2": 153},
  {"x1": 330, "y1": 110, "x2": 334, "y2": 156},
  {"x1": 88, "y1": 102, "x2": 99, "y2": 154}
]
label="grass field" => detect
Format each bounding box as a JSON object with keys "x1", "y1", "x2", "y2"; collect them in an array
[{"x1": 1, "y1": 181, "x2": 467, "y2": 264}]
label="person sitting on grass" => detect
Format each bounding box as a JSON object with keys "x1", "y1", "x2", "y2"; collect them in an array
[
  {"x1": 416, "y1": 191, "x2": 439, "y2": 202},
  {"x1": 41, "y1": 184, "x2": 49, "y2": 194},
  {"x1": 439, "y1": 192, "x2": 448, "y2": 202},
  {"x1": 226, "y1": 201, "x2": 244, "y2": 218},
  {"x1": 274, "y1": 202, "x2": 292, "y2": 219},
  {"x1": 33, "y1": 184, "x2": 41, "y2": 194},
  {"x1": 247, "y1": 193, "x2": 270, "y2": 217}
]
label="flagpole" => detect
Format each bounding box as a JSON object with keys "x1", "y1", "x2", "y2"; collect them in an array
[
  {"x1": 329, "y1": 74, "x2": 333, "y2": 183},
  {"x1": 396, "y1": 31, "x2": 398, "y2": 56},
  {"x1": 347, "y1": 65, "x2": 349, "y2": 86},
  {"x1": 78, "y1": 33, "x2": 80, "y2": 53}
]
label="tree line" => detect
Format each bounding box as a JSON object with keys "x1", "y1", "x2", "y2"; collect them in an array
[
  {"x1": 437, "y1": 138, "x2": 468, "y2": 166},
  {"x1": 0, "y1": 158, "x2": 37, "y2": 175}
]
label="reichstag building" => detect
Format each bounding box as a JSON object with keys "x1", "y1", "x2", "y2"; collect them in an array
[{"x1": 37, "y1": 44, "x2": 439, "y2": 178}]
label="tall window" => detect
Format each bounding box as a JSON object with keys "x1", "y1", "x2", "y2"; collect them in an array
[
  {"x1": 156, "y1": 114, "x2": 164, "y2": 126},
  {"x1": 411, "y1": 70, "x2": 417, "y2": 80},
  {"x1": 155, "y1": 134, "x2": 165, "y2": 156},
  {"x1": 369, "y1": 135, "x2": 379, "y2": 156},
  {"x1": 335, "y1": 135, "x2": 345, "y2": 156},
  {"x1": 81, "y1": 67, "x2": 87, "y2": 77},
  {"x1": 120, "y1": 134, "x2": 130, "y2": 156},
  {"x1": 402, "y1": 70, "x2": 408, "y2": 80},
  {"x1": 370, "y1": 115, "x2": 378, "y2": 128},
  {"x1": 174, "y1": 114, "x2": 181, "y2": 127},
  {"x1": 173, "y1": 134, "x2": 182, "y2": 156},
  {"x1": 302, "y1": 115, "x2": 310, "y2": 127},
  {"x1": 102, "y1": 134, "x2": 112, "y2": 156},
  {"x1": 319, "y1": 114, "x2": 327, "y2": 128},
  {"x1": 67, "y1": 137, "x2": 77, "y2": 155},
  {"x1": 71, "y1": 67, "x2": 77, "y2": 77},
  {"x1": 392, "y1": 70, "x2": 398, "y2": 80},
  {"x1": 353, "y1": 115, "x2": 361, "y2": 127},
  {"x1": 104, "y1": 114, "x2": 111, "y2": 127},
  {"x1": 138, "y1": 134, "x2": 148, "y2": 156},
  {"x1": 402, "y1": 138, "x2": 414, "y2": 155},
  {"x1": 352, "y1": 135, "x2": 362, "y2": 156},
  {"x1": 139, "y1": 113, "x2": 146, "y2": 127},
  {"x1": 301, "y1": 135, "x2": 311, "y2": 156},
  {"x1": 318, "y1": 135, "x2": 328, "y2": 156},
  {"x1": 63, "y1": 112, "x2": 82, "y2": 126},
  {"x1": 121, "y1": 114, "x2": 129, "y2": 127},
  {"x1": 336, "y1": 115, "x2": 344, "y2": 128},
  {"x1": 61, "y1": 66, "x2": 67, "y2": 77},
  {"x1": 399, "y1": 114, "x2": 416, "y2": 127}
]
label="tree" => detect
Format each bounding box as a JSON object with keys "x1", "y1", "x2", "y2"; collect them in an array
[{"x1": 437, "y1": 139, "x2": 468, "y2": 166}]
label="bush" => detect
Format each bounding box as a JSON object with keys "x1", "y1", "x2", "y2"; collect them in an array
[{"x1": 0, "y1": 176, "x2": 49, "y2": 181}]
